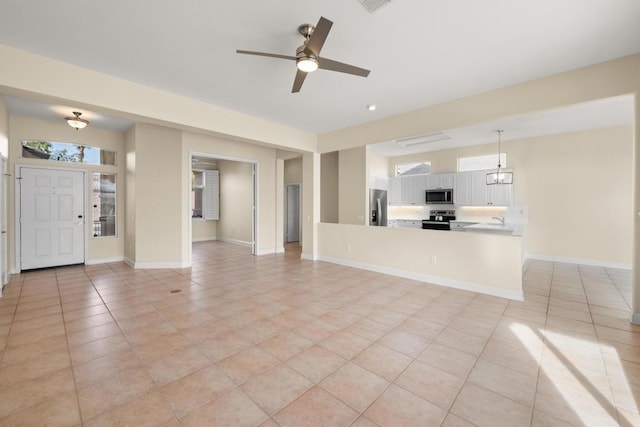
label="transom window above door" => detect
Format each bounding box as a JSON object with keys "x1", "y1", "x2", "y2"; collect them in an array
[{"x1": 21, "y1": 140, "x2": 116, "y2": 166}]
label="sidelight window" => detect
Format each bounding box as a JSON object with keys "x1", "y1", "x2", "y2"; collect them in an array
[{"x1": 92, "y1": 173, "x2": 116, "y2": 237}]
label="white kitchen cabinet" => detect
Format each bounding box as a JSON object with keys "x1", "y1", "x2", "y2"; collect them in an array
[
  {"x1": 391, "y1": 219, "x2": 422, "y2": 229},
  {"x1": 388, "y1": 177, "x2": 402, "y2": 205},
  {"x1": 426, "y1": 173, "x2": 455, "y2": 190},
  {"x1": 471, "y1": 170, "x2": 490, "y2": 205},
  {"x1": 454, "y1": 171, "x2": 473, "y2": 205},
  {"x1": 412, "y1": 174, "x2": 429, "y2": 205},
  {"x1": 400, "y1": 176, "x2": 417, "y2": 205},
  {"x1": 439, "y1": 173, "x2": 456, "y2": 189},
  {"x1": 469, "y1": 170, "x2": 513, "y2": 206},
  {"x1": 390, "y1": 174, "x2": 429, "y2": 206},
  {"x1": 369, "y1": 175, "x2": 389, "y2": 191},
  {"x1": 489, "y1": 182, "x2": 514, "y2": 206}
]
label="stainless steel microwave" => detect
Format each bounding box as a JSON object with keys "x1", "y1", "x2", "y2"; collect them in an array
[{"x1": 425, "y1": 189, "x2": 453, "y2": 204}]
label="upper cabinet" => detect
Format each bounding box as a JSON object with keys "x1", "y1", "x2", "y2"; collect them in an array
[
  {"x1": 401, "y1": 174, "x2": 430, "y2": 205},
  {"x1": 369, "y1": 175, "x2": 389, "y2": 191},
  {"x1": 426, "y1": 173, "x2": 455, "y2": 190},
  {"x1": 388, "y1": 170, "x2": 512, "y2": 207},
  {"x1": 388, "y1": 177, "x2": 402, "y2": 205},
  {"x1": 454, "y1": 171, "x2": 473, "y2": 205},
  {"x1": 389, "y1": 174, "x2": 430, "y2": 206},
  {"x1": 470, "y1": 170, "x2": 513, "y2": 206}
]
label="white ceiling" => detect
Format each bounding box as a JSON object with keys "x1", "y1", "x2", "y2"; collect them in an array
[
  {"x1": 369, "y1": 95, "x2": 635, "y2": 156},
  {"x1": 2, "y1": 95, "x2": 134, "y2": 132},
  {"x1": 0, "y1": 0, "x2": 639, "y2": 135}
]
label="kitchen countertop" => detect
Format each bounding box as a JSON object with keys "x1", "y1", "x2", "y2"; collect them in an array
[{"x1": 464, "y1": 223, "x2": 522, "y2": 236}]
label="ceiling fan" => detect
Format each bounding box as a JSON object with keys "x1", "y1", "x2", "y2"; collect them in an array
[{"x1": 236, "y1": 16, "x2": 371, "y2": 93}]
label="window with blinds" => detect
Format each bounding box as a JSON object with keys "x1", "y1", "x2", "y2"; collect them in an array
[{"x1": 202, "y1": 170, "x2": 219, "y2": 220}]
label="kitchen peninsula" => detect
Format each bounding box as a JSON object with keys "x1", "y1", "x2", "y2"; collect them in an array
[{"x1": 317, "y1": 222, "x2": 524, "y2": 301}]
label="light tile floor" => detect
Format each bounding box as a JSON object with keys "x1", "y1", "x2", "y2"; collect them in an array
[{"x1": 0, "y1": 241, "x2": 639, "y2": 426}]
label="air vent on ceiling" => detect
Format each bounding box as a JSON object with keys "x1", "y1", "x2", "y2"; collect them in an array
[
  {"x1": 395, "y1": 132, "x2": 451, "y2": 147},
  {"x1": 358, "y1": 0, "x2": 391, "y2": 14}
]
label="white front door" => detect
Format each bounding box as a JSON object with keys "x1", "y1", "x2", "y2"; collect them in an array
[
  {"x1": 19, "y1": 167, "x2": 85, "y2": 270},
  {"x1": 286, "y1": 184, "x2": 300, "y2": 243}
]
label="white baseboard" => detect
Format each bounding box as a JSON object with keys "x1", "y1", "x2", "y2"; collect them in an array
[
  {"x1": 631, "y1": 312, "x2": 640, "y2": 325},
  {"x1": 527, "y1": 254, "x2": 632, "y2": 270},
  {"x1": 217, "y1": 238, "x2": 253, "y2": 247},
  {"x1": 255, "y1": 248, "x2": 277, "y2": 256},
  {"x1": 85, "y1": 257, "x2": 124, "y2": 265},
  {"x1": 124, "y1": 257, "x2": 191, "y2": 269},
  {"x1": 192, "y1": 237, "x2": 217, "y2": 242},
  {"x1": 300, "y1": 252, "x2": 317, "y2": 261},
  {"x1": 276, "y1": 247, "x2": 285, "y2": 254},
  {"x1": 317, "y1": 255, "x2": 524, "y2": 301}
]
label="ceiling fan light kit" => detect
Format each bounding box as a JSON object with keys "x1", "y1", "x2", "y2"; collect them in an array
[
  {"x1": 237, "y1": 16, "x2": 370, "y2": 93},
  {"x1": 65, "y1": 111, "x2": 89, "y2": 130},
  {"x1": 296, "y1": 56, "x2": 318, "y2": 72}
]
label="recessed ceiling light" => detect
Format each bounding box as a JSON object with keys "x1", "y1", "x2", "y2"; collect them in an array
[{"x1": 367, "y1": 104, "x2": 377, "y2": 111}]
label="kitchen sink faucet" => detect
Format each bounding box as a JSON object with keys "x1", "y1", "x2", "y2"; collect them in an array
[{"x1": 492, "y1": 216, "x2": 505, "y2": 224}]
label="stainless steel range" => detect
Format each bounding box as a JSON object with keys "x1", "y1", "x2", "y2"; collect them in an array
[{"x1": 421, "y1": 209, "x2": 456, "y2": 231}]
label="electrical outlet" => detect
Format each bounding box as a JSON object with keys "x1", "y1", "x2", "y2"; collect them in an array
[
  {"x1": 431, "y1": 256, "x2": 438, "y2": 264},
  {"x1": 347, "y1": 244, "x2": 352, "y2": 252}
]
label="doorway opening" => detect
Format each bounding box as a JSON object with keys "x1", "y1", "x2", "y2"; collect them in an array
[
  {"x1": 189, "y1": 153, "x2": 257, "y2": 261},
  {"x1": 285, "y1": 183, "x2": 301, "y2": 244}
]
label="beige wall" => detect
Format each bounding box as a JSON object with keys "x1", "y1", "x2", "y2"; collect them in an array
[
  {"x1": 128, "y1": 123, "x2": 184, "y2": 265},
  {"x1": 338, "y1": 147, "x2": 366, "y2": 225},
  {"x1": 218, "y1": 159, "x2": 253, "y2": 244},
  {"x1": 192, "y1": 219, "x2": 216, "y2": 242},
  {"x1": 367, "y1": 148, "x2": 389, "y2": 178},
  {"x1": 284, "y1": 157, "x2": 302, "y2": 184},
  {"x1": 182, "y1": 131, "x2": 277, "y2": 255},
  {"x1": 8, "y1": 115, "x2": 126, "y2": 269},
  {"x1": 301, "y1": 152, "x2": 320, "y2": 258},
  {"x1": 124, "y1": 126, "x2": 136, "y2": 261},
  {"x1": 321, "y1": 152, "x2": 339, "y2": 224},
  {"x1": 0, "y1": 97, "x2": 7, "y2": 157},
  {"x1": 0, "y1": 44, "x2": 317, "y2": 153},
  {"x1": 276, "y1": 159, "x2": 284, "y2": 252},
  {"x1": 386, "y1": 126, "x2": 633, "y2": 265}
]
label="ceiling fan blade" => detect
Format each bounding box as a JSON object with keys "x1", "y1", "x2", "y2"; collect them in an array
[
  {"x1": 305, "y1": 17, "x2": 333, "y2": 56},
  {"x1": 236, "y1": 50, "x2": 297, "y2": 61},
  {"x1": 292, "y1": 69, "x2": 308, "y2": 93},
  {"x1": 318, "y1": 57, "x2": 371, "y2": 77}
]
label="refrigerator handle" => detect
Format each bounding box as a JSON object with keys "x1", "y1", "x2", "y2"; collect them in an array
[{"x1": 376, "y1": 198, "x2": 382, "y2": 226}]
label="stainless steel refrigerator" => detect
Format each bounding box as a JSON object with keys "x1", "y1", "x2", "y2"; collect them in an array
[{"x1": 369, "y1": 189, "x2": 387, "y2": 226}]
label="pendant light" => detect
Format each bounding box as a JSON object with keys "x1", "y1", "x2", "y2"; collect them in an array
[
  {"x1": 486, "y1": 129, "x2": 513, "y2": 185},
  {"x1": 65, "y1": 111, "x2": 89, "y2": 130}
]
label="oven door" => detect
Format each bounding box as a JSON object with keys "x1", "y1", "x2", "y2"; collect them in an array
[{"x1": 421, "y1": 220, "x2": 450, "y2": 230}]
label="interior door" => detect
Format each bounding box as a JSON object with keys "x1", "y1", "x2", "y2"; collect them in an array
[
  {"x1": 19, "y1": 167, "x2": 85, "y2": 270},
  {"x1": 286, "y1": 184, "x2": 300, "y2": 243}
]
